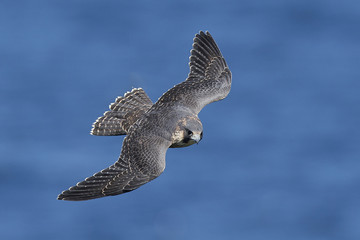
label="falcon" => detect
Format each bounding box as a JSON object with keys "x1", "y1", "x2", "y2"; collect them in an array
[{"x1": 58, "y1": 31, "x2": 232, "y2": 201}]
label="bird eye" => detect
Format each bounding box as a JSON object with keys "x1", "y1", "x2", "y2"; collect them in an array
[{"x1": 187, "y1": 130, "x2": 193, "y2": 136}]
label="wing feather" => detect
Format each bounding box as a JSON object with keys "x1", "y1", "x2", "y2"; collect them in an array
[
  {"x1": 156, "y1": 31, "x2": 231, "y2": 114},
  {"x1": 58, "y1": 131, "x2": 171, "y2": 201},
  {"x1": 58, "y1": 31, "x2": 231, "y2": 201}
]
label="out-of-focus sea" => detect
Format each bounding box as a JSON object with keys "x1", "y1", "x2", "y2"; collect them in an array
[{"x1": 1, "y1": 0, "x2": 359, "y2": 239}]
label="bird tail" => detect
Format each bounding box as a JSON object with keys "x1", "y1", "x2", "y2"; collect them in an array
[{"x1": 91, "y1": 88, "x2": 153, "y2": 136}]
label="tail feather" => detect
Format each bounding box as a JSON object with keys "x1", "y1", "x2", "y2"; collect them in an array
[
  {"x1": 111, "y1": 89, "x2": 152, "y2": 111},
  {"x1": 91, "y1": 88, "x2": 153, "y2": 136}
]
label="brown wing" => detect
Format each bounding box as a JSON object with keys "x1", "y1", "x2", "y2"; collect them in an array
[
  {"x1": 58, "y1": 130, "x2": 171, "y2": 201},
  {"x1": 155, "y1": 31, "x2": 232, "y2": 114}
]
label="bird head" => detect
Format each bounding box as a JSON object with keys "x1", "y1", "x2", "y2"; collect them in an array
[{"x1": 170, "y1": 116, "x2": 203, "y2": 148}]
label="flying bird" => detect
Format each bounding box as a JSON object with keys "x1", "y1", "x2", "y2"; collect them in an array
[{"x1": 58, "y1": 31, "x2": 232, "y2": 201}]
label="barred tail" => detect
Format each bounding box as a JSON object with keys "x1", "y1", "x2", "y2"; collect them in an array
[{"x1": 91, "y1": 88, "x2": 153, "y2": 136}]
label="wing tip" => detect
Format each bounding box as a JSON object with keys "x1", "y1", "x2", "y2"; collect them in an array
[
  {"x1": 195, "y1": 30, "x2": 212, "y2": 39},
  {"x1": 193, "y1": 30, "x2": 221, "y2": 55},
  {"x1": 57, "y1": 190, "x2": 103, "y2": 201}
]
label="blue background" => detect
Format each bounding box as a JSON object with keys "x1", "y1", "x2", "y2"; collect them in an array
[{"x1": 1, "y1": 0, "x2": 360, "y2": 239}]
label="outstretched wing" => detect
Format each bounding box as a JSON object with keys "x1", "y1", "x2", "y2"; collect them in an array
[
  {"x1": 156, "y1": 31, "x2": 231, "y2": 114},
  {"x1": 58, "y1": 131, "x2": 171, "y2": 201}
]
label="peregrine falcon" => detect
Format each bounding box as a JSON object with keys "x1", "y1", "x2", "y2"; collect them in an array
[{"x1": 58, "y1": 31, "x2": 232, "y2": 201}]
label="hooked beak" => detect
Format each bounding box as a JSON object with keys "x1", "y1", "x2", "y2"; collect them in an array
[{"x1": 191, "y1": 132, "x2": 203, "y2": 144}]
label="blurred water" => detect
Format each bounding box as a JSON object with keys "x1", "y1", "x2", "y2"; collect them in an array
[{"x1": 1, "y1": 0, "x2": 360, "y2": 239}]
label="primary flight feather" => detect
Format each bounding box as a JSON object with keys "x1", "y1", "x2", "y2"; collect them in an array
[{"x1": 58, "y1": 31, "x2": 231, "y2": 201}]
